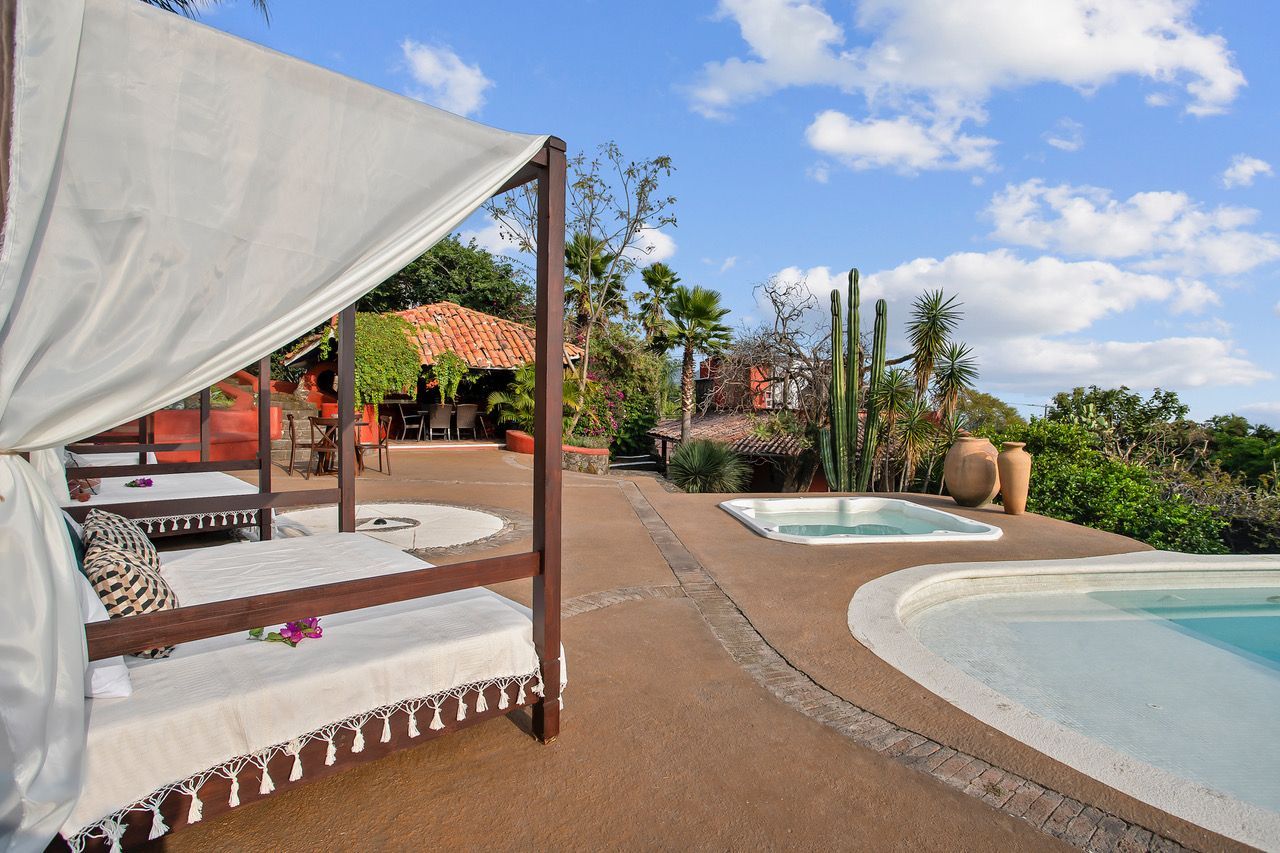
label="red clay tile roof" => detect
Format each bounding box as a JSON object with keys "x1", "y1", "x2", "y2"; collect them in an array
[
  {"x1": 398, "y1": 302, "x2": 582, "y2": 369},
  {"x1": 648, "y1": 413, "x2": 807, "y2": 457}
]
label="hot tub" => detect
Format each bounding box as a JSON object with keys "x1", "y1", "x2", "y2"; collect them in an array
[{"x1": 718, "y1": 496, "x2": 1003, "y2": 545}]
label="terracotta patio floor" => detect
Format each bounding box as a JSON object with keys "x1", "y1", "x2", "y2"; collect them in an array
[{"x1": 147, "y1": 448, "x2": 1240, "y2": 852}]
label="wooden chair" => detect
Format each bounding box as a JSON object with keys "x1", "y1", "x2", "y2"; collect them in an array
[
  {"x1": 427, "y1": 404, "x2": 453, "y2": 440},
  {"x1": 307, "y1": 416, "x2": 339, "y2": 476},
  {"x1": 454, "y1": 403, "x2": 480, "y2": 440},
  {"x1": 285, "y1": 413, "x2": 317, "y2": 477},
  {"x1": 398, "y1": 401, "x2": 425, "y2": 440},
  {"x1": 359, "y1": 415, "x2": 393, "y2": 475}
]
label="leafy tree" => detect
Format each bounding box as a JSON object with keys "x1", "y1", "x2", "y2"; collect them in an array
[
  {"x1": 1047, "y1": 386, "x2": 1201, "y2": 466},
  {"x1": 954, "y1": 389, "x2": 1025, "y2": 433},
  {"x1": 357, "y1": 234, "x2": 534, "y2": 322},
  {"x1": 488, "y1": 142, "x2": 677, "y2": 432},
  {"x1": 1205, "y1": 415, "x2": 1280, "y2": 485},
  {"x1": 666, "y1": 285, "x2": 732, "y2": 442}
]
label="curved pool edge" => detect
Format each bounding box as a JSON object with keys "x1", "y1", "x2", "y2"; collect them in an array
[
  {"x1": 718, "y1": 496, "x2": 1004, "y2": 545},
  {"x1": 848, "y1": 551, "x2": 1280, "y2": 850}
]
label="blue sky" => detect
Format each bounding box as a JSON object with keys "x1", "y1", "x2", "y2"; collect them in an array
[{"x1": 205, "y1": 0, "x2": 1279, "y2": 423}]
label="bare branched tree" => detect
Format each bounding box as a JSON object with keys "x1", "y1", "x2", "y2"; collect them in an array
[{"x1": 486, "y1": 142, "x2": 675, "y2": 432}]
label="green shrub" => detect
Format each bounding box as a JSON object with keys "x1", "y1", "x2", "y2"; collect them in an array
[
  {"x1": 987, "y1": 420, "x2": 1227, "y2": 554},
  {"x1": 668, "y1": 440, "x2": 750, "y2": 494}
]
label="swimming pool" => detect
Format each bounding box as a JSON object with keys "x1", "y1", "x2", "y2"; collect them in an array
[
  {"x1": 849, "y1": 552, "x2": 1280, "y2": 848},
  {"x1": 719, "y1": 497, "x2": 1002, "y2": 545}
]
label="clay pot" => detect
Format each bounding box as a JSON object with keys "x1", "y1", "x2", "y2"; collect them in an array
[
  {"x1": 997, "y1": 441, "x2": 1032, "y2": 515},
  {"x1": 943, "y1": 437, "x2": 1000, "y2": 507}
]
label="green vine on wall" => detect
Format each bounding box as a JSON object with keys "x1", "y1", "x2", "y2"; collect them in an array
[
  {"x1": 321, "y1": 313, "x2": 422, "y2": 409},
  {"x1": 430, "y1": 350, "x2": 470, "y2": 404}
]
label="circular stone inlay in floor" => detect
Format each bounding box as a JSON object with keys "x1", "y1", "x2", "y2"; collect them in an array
[{"x1": 282, "y1": 502, "x2": 504, "y2": 551}]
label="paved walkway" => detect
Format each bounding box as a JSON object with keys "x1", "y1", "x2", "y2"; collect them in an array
[{"x1": 615, "y1": 480, "x2": 1185, "y2": 853}]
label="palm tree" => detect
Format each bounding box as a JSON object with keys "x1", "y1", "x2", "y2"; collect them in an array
[
  {"x1": 906, "y1": 290, "x2": 962, "y2": 398},
  {"x1": 666, "y1": 285, "x2": 732, "y2": 442},
  {"x1": 635, "y1": 262, "x2": 680, "y2": 348},
  {"x1": 894, "y1": 397, "x2": 937, "y2": 491},
  {"x1": 140, "y1": 0, "x2": 270, "y2": 20},
  {"x1": 486, "y1": 363, "x2": 582, "y2": 435},
  {"x1": 564, "y1": 233, "x2": 626, "y2": 331},
  {"x1": 871, "y1": 367, "x2": 915, "y2": 489},
  {"x1": 932, "y1": 342, "x2": 979, "y2": 421}
]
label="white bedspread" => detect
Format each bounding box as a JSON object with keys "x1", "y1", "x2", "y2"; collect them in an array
[
  {"x1": 67, "y1": 533, "x2": 562, "y2": 836},
  {"x1": 59, "y1": 468, "x2": 257, "y2": 508}
]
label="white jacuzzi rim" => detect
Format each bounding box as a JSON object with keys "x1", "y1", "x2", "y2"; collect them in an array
[
  {"x1": 848, "y1": 551, "x2": 1280, "y2": 849},
  {"x1": 719, "y1": 495, "x2": 1003, "y2": 545}
]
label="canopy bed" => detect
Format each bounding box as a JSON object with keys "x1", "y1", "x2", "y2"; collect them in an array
[{"x1": 0, "y1": 1, "x2": 565, "y2": 851}]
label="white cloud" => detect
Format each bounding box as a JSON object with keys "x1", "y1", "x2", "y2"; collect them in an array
[
  {"x1": 400, "y1": 40, "x2": 493, "y2": 116},
  {"x1": 1043, "y1": 117, "x2": 1084, "y2": 152},
  {"x1": 988, "y1": 179, "x2": 1280, "y2": 276},
  {"x1": 806, "y1": 162, "x2": 831, "y2": 183},
  {"x1": 694, "y1": 0, "x2": 1243, "y2": 117},
  {"x1": 805, "y1": 111, "x2": 996, "y2": 173},
  {"x1": 771, "y1": 249, "x2": 1269, "y2": 393},
  {"x1": 624, "y1": 227, "x2": 677, "y2": 264},
  {"x1": 990, "y1": 336, "x2": 1269, "y2": 391},
  {"x1": 1170, "y1": 279, "x2": 1219, "y2": 314},
  {"x1": 691, "y1": 0, "x2": 1244, "y2": 172},
  {"x1": 1221, "y1": 154, "x2": 1274, "y2": 189},
  {"x1": 719, "y1": 256, "x2": 739, "y2": 273},
  {"x1": 458, "y1": 222, "x2": 518, "y2": 257}
]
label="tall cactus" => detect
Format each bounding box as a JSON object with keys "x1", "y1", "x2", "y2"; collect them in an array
[
  {"x1": 821, "y1": 267, "x2": 889, "y2": 492},
  {"x1": 856, "y1": 298, "x2": 888, "y2": 491}
]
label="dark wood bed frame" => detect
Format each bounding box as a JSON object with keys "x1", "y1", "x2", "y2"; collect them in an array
[{"x1": 54, "y1": 139, "x2": 566, "y2": 852}]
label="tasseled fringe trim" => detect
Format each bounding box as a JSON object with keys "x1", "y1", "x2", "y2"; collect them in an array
[
  {"x1": 66, "y1": 669, "x2": 560, "y2": 851},
  {"x1": 141, "y1": 510, "x2": 260, "y2": 535}
]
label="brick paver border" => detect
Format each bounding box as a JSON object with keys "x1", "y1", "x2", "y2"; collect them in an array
[{"x1": 615, "y1": 480, "x2": 1191, "y2": 853}]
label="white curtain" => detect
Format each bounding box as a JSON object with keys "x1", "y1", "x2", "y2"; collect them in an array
[{"x1": 0, "y1": 0, "x2": 547, "y2": 848}]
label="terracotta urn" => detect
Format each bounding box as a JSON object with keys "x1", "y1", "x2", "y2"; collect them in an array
[
  {"x1": 943, "y1": 437, "x2": 1000, "y2": 507},
  {"x1": 997, "y1": 442, "x2": 1032, "y2": 515}
]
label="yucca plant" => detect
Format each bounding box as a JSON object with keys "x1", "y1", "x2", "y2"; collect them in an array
[{"x1": 668, "y1": 439, "x2": 750, "y2": 493}]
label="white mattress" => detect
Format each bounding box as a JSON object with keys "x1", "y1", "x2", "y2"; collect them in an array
[
  {"x1": 68, "y1": 533, "x2": 562, "y2": 835},
  {"x1": 59, "y1": 468, "x2": 257, "y2": 508},
  {"x1": 59, "y1": 453, "x2": 261, "y2": 533}
]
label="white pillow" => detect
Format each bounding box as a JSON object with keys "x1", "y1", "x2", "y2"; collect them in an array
[{"x1": 75, "y1": 572, "x2": 134, "y2": 699}]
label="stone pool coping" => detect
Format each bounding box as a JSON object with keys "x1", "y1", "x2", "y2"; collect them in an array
[{"x1": 849, "y1": 551, "x2": 1280, "y2": 851}]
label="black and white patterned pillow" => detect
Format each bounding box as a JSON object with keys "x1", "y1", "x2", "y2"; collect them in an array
[
  {"x1": 84, "y1": 541, "x2": 179, "y2": 659},
  {"x1": 83, "y1": 509, "x2": 160, "y2": 572}
]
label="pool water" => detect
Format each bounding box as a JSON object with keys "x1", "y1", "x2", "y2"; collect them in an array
[
  {"x1": 719, "y1": 497, "x2": 1002, "y2": 544},
  {"x1": 1094, "y1": 587, "x2": 1280, "y2": 669},
  {"x1": 756, "y1": 508, "x2": 942, "y2": 537},
  {"x1": 909, "y1": 585, "x2": 1280, "y2": 815}
]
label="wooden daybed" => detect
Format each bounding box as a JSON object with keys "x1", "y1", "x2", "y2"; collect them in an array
[
  {"x1": 0, "y1": 2, "x2": 567, "y2": 849},
  {"x1": 64, "y1": 533, "x2": 565, "y2": 850}
]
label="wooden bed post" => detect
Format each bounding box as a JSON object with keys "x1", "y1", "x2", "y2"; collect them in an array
[
  {"x1": 337, "y1": 303, "x2": 357, "y2": 533},
  {"x1": 532, "y1": 137, "x2": 566, "y2": 743},
  {"x1": 199, "y1": 387, "x2": 211, "y2": 463},
  {"x1": 257, "y1": 355, "x2": 273, "y2": 541}
]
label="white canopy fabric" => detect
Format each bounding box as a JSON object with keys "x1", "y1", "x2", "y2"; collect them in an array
[{"x1": 0, "y1": 1, "x2": 547, "y2": 848}]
